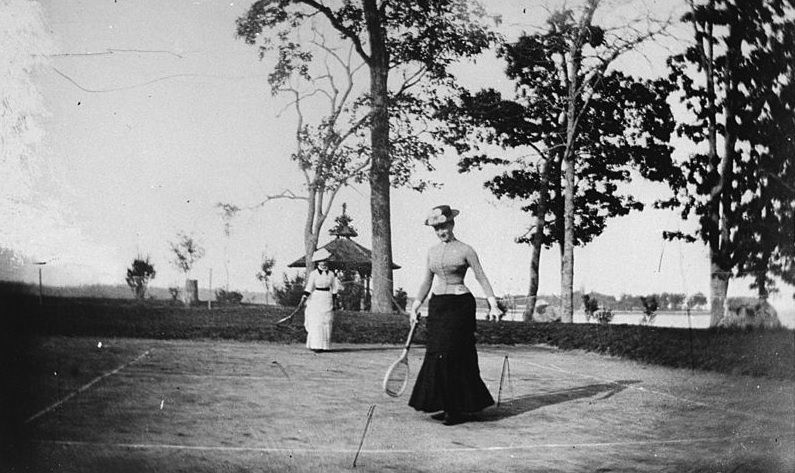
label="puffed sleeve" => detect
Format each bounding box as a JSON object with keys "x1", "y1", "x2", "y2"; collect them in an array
[{"x1": 303, "y1": 270, "x2": 316, "y2": 295}]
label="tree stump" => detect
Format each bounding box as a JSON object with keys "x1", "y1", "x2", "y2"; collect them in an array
[{"x1": 184, "y1": 279, "x2": 199, "y2": 306}]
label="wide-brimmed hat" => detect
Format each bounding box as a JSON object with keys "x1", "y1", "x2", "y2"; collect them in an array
[
  {"x1": 424, "y1": 205, "x2": 459, "y2": 226},
  {"x1": 311, "y1": 248, "x2": 332, "y2": 262}
]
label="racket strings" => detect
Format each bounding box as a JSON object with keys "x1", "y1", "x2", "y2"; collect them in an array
[{"x1": 384, "y1": 359, "x2": 409, "y2": 397}]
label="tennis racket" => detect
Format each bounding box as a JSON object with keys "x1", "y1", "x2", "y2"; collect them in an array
[
  {"x1": 382, "y1": 318, "x2": 419, "y2": 397},
  {"x1": 275, "y1": 305, "x2": 303, "y2": 325}
]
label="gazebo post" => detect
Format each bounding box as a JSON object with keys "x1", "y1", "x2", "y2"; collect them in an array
[{"x1": 365, "y1": 275, "x2": 371, "y2": 311}]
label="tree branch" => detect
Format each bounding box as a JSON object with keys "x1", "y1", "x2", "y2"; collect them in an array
[{"x1": 295, "y1": 0, "x2": 371, "y2": 64}]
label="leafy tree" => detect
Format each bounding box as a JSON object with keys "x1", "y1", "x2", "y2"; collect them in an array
[
  {"x1": 665, "y1": 293, "x2": 686, "y2": 310},
  {"x1": 125, "y1": 255, "x2": 156, "y2": 300},
  {"x1": 439, "y1": 2, "x2": 675, "y2": 321},
  {"x1": 169, "y1": 232, "x2": 205, "y2": 277},
  {"x1": 662, "y1": 0, "x2": 795, "y2": 325},
  {"x1": 687, "y1": 292, "x2": 708, "y2": 309},
  {"x1": 169, "y1": 232, "x2": 205, "y2": 305},
  {"x1": 236, "y1": 0, "x2": 498, "y2": 312},
  {"x1": 256, "y1": 254, "x2": 277, "y2": 305}
]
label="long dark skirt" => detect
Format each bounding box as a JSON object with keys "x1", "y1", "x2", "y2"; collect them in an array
[{"x1": 408, "y1": 293, "x2": 494, "y2": 413}]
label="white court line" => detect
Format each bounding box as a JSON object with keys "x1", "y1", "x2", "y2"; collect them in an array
[
  {"x1": 25, "y1": 350, "x2": 151, "y2": 424},
  {"x1": 521, "y1": 359, "x2": 791, "y2": 427},
  {"x1": 36, "y1": 434, "x2": 779, "y2": 454}
]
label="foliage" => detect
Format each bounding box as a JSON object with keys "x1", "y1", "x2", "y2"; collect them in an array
[
  {"x1": 255, "y1": 256, "x2": 275, "y2": 282},
  {"x1": 392, "y1": 287, "x2": 408, "y2": 313},
  {"x1": 215, "y1": 289, "x2": 244, "y2": 306},
  {"x1": 661, "y1": 0, "x2": 795, "y2": 300},
  {"x1": 583, "y1": 293, "x2": 613, "y2": 324},
  {"x1": 337, "y1": 270, "x2": 365, "y2": 311},
  {"x1": 436, "y1": 2, "x2": 674, "y2": 321},
  {"x1": 255, "y1": 254, "x2": 276, "y2": 303},
  {"x1": 640, "y1": 295, "x2": 659, "y2": 325},
  {"x1": 169, "y1": 232, "x2": 205, "y2": 276},
  {"x1": 168, "y1": 287, "x2": 180, "y2": 302},
  {"x1": 274, "y1": 272, "x2": 306, "y2": 307},
  {"x1": 582, "y1": 294, "x2": 600, "y2": 319},
  {"x1": 593, "y1": 308, "x2": 614, "y2": 325},
  {"x1": 441, "y1": 46, "x2": 676, "y2": 250},
  {"x1": 125, "y1": 256, "x2": 155, "y2": 300},
  {"x1": 235, "y1": 0, "x2": 499, "y2": 313}
]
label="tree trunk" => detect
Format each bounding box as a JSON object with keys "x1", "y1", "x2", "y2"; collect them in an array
[
  {"x1": 709, "y1": 258, "x2": 729, "y2": 326},
  {"x1": 523, "y1": 156, "x2": 551, "y2": 321},
  {"x1": 560, "y1": 0, "x2": 598, "y2": 324},
  {"x1": 364, "y1": 0, "x2": 394, "y2": 313},
  {"x1": 561, "y1": 147, "x2": 575, "y2": 323}
]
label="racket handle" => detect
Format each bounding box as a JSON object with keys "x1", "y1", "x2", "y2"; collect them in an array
[{"x1": 404, "y1": 320, "x2": 418, "y2": 350}]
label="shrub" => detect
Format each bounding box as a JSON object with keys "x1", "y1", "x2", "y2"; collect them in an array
[
  {"x1": 274, "y1": 273, "x2": 306, "y2": 307},
  {"x1": 392, "y1": 287, "x2": 408, "y2": 313},
  {"x1": 582, "y1": 294, "x2": 599, "y2": 320},
  {"x1": 640, "y1": 295, "x2": 659, "y2": 325},
  {"x1": 125, "y1": 256, "x2": 155, "y2": 300},
  {"x1": 337, "y1": 270, "x2": 364, "y2": 311},
  {"x1": 215, "y1": 289, "x2": 244, "y2": 305},
  {"x1": 594, "y1": 308, "x2": 614, "y2": 325}
]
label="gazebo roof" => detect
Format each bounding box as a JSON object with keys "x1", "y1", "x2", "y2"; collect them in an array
[{"x1": 287, "y1": 237, "x2": 401, "y2": 272}]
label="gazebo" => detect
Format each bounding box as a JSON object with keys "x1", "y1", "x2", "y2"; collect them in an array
[{"x1": 287, "y1": 205, "x2": 400, "y2": 309}]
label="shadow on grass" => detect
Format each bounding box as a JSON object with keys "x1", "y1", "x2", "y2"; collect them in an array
[{"x1": 478, "y1": 380, "x2": 641, "y2": 422}]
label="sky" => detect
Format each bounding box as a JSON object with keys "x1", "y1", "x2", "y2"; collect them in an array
[{"x1": 4, "y1": 0, "x2": 793, "y2": 309}]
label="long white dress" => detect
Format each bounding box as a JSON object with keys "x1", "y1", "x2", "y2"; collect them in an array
[{"x1": 303, "y1": 269, "x2": 340, "y2": 350}]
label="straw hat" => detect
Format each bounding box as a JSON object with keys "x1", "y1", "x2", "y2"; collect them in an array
[
  {"x1": 424, "y1": 205, "x2": 460, "y2": 226},
  {"x1": 311, "y1": 248, "x2": 332, "y2": 262}
]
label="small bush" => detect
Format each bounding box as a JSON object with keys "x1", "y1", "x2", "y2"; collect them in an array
[
  {"x1": 274, "y1": 273, "x2": 306, "y2": 307},
  {"x1": 640, "y1": 295, "x2": 659, "y2": 325},
  {"x1": 125, "y1": 256, "x2": 155, "y2": 300},
  {"x1": 215, "y1": 289, "x2": 243, "y2": 305},
  {"x1": 582, "y1": 294, "x2": 599, "y2": 319},
  {"x1": 392, "y1": 287, "x2": 408, "y2": 313},
  {"x1": 594, "y1": 308, "x2": 614, "y2": 325},
  {"x1": 337, "y1": 270, "x2": 364, "y2": 311}
]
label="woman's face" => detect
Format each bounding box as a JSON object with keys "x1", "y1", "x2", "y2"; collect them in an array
[
  {"x1": 433, "y1": 221, "x2": 455, "y2": 243},
  {"x1": 317, "y1": 260, "x2": 328, "y2": 271}
]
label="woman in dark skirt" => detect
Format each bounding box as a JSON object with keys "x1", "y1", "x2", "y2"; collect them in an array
[{"x1": 408, "y1": 205, "x2": 503, "y2": 425}]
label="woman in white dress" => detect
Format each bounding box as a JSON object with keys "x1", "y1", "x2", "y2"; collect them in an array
[{"x1": 299, "y1": 249, "x2": 340, "y2": 352}]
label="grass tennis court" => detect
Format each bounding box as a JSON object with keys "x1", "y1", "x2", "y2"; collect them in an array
[{"x1": 13, "y1": 336, "x2": 794, "y2": 472}]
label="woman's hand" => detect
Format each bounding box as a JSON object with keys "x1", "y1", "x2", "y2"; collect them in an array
[
  {"x1": 409, "y1": 300, "x2": 422, "y2": 324},
  {"x1": 488, "y1": 306, "x2": 503, "y2": 320},
  {"x1": 487, "y1": 296, "x2": 503, "y2": 321}
]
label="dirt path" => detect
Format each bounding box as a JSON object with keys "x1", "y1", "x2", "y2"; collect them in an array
[{"x1": 21, "y1": 337, "x2": 795, "y2": 472}]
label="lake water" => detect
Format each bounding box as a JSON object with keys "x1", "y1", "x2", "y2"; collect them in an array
[{"x1": 478, "y1": 307, "x2": 795, "y2": 329}]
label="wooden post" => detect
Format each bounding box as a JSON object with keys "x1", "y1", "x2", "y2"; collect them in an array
[{"x1": 208, "y1": 268, "x2": 213, "y2": 310}]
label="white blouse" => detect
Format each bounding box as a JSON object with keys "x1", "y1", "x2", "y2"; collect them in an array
[{"x1": 304, "y1": 269, "x2": 340, "y2": 294}]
